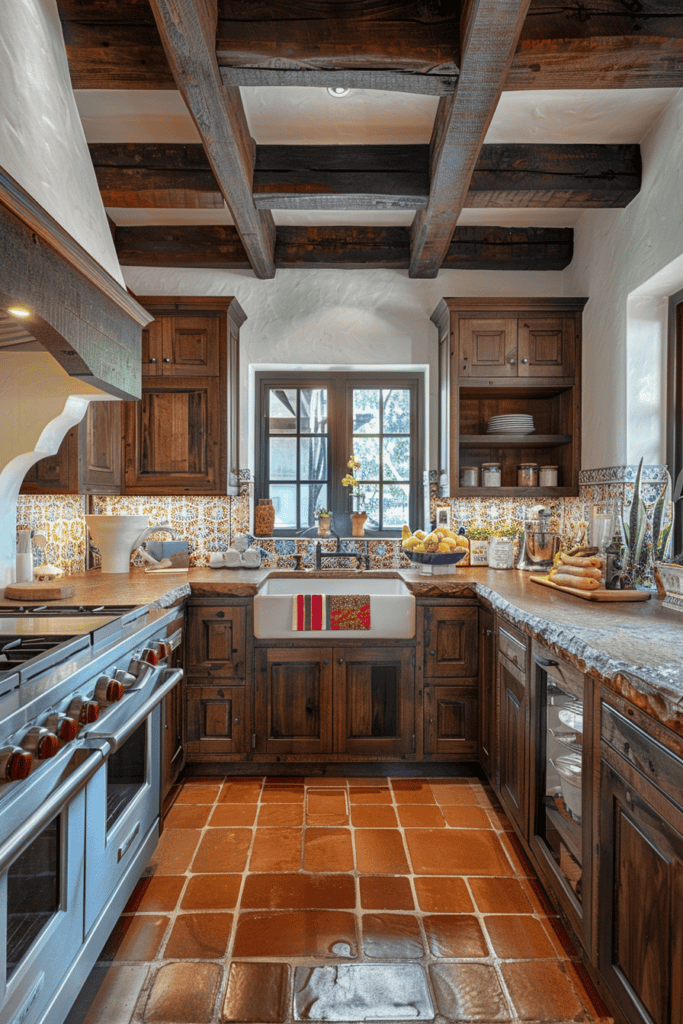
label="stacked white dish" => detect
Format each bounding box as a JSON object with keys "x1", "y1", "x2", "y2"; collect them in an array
[{"x1": 487, "y1": 414, "x2": 535, "y2": 435}]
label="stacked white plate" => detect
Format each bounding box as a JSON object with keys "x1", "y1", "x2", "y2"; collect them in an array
[{"x1": 487, "y1": 414, "x2": 535, "y2": 435}]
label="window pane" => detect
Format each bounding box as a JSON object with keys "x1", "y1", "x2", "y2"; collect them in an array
[
  {"x1": 300, "y1": 484, "x2": 328, "y2": 525},
  {"x1": 353, "y1": 389, "x2": 380, "y2": 434},
  {"x1": 269, "y1": 389, "x2": 297, "y2": 433},
  {"x1": 271, "y1": 485, "x2": 297, "y2": 528},
  {"x1": 353, "y1": 436, "x2": 380, "y2": 480},
  {"x1": 383, "y1": 483, "x2": 410, "y2": 526},
  {"x1": 300, "y1": 389, "x2": 328, "y2": 434},
  {"x1": 361, "y1": 486, "x2": 380, "y2": 526},
  {"x1": 383, "y1": 389, "x2": 410, "y2": 433},
  {"x1": 269, "y1": 437, "x2": 297, "y2": 480},
  {"x1": 383, "y1": 436, "x2": 410, "y2": 481},
  {"x1": 300, "y1": 438, "x2": 327, "y2": 481}
]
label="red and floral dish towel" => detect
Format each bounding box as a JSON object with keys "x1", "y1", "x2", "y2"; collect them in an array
[
  {"x1": 293, "y1": 594, "x2": 326, "y2": 631},
  {"x1": 329, "y1": 594, "x2": 371, "y2": 630}
]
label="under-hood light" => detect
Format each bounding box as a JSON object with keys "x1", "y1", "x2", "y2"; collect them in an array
[
  {"x1": 327, "y1": 87, "x2": 351, "y2": 98},
  {"x1": 7, "y1": 306, "x2": 31, "y2": 318}
]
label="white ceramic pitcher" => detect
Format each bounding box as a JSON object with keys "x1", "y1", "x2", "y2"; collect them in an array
[{"x1": 85, "y1": 515, "x2": 176, "y2": 573}]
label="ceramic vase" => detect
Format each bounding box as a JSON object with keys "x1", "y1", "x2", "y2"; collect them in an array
[
  {"x1": 254, "y1": 498, "x2": 275, "y2": 537},
  {"x1": 350, "y1": 511, "x2": 367, "y2": 538},
  {"x1": 317, "y1": 515, "x2": 331, "y2": 537}
]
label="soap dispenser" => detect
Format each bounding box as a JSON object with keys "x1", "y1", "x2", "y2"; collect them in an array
[{"x1": 16, "y1": 528, "x2": 48, "y2": 583}]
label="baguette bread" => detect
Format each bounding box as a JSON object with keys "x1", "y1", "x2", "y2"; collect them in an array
[
  {"x1": 560, "y1": 552, "x2": 602, "y2": 568},
  {"x1": 551, "y1": 573, "x2": 602, "y2": 591},
  {"x1": 550, "y1": 564, "x2": 602, "y2": 580}
]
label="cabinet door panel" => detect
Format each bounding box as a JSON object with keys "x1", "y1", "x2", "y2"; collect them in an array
[
  {"x1": 186, "y1": 685, "x2": 247, "y2": 756},
  {"x1": 498, "y1": 655, "x2": 528, "y2": 835},
  {"x1": 460, "y1": 318, "x2": 517, "y2": 377},
  {"x1": 80, "y1": 401, "x2": 122, "y2": 494},
  {"x1": 424, "y1": 606, "x2": 478, "y2": 678},
  {"x1": 20, "y1": 427, "x2": 79, "y2": 494},
  {"x1": 478, "y1": 608, "x2": 495, "y2": 778},
  {"x1": 518, "y1": 318, "x2": 574, "y2": 378},
  {"x1": 424, "y1": 684, "x2": 477, "y2": 756},
  {"x1": 187, "y1": 606, "x2": 245, "y2": 680},
  {"x1": 334, "y1": 647, "x2": 414, "y2": 756},
  {"x1": 164, "y1": 316, "x2": 219, "y2": 376},
  {"x1": 256, "y1": 649, "x2": 333, "y2": 755},
  {"x1": 142, "y1": 318, "x2": 162, "y2": 375},
  {"x1": 599, "y1": 757, "x2": 683, "y2": 1024}
]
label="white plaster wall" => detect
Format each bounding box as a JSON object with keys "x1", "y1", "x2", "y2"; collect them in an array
[
  {"x1": 123, "y1": 266, "x2": 567, "y2": 468},
  {"x1": 0, "y1": 0, "x2": 124, "y2": 285},
  {"x1": 566, "y1": 88, "x2": 683, "y2": 468}
]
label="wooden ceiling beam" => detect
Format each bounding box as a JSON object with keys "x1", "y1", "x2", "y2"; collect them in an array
[
  {"x1": 219, "y1": 68, "x2": 456, "y2": 95},
  {"x1": 147, "y1": 0, "x2": 276, "y2": 279},
  {"x1": 93, "y1": 142, "x2": 641, "y2": 211},
  {"x1": 114, "y1": 223, "x2": 573, "y2": 271}
]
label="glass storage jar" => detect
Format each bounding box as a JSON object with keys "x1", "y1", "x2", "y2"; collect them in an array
[
  {"x1": 482, "y1": 463, "x2": 501, "y2": 487},
  {"x1": 518, "y1": 463, "x2": 538, "y2": 487},
  {"x1": 460, "y1": 466, "x2": 479, "y2": 487},
  {"x1": 539, "y1": 465, "x2": 558, "y2": 487}
]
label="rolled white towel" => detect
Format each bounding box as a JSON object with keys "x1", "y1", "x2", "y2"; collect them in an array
[
  {"x1": 224, "y1": 548, "x2": 241, "y2": 567},
  {"x1": 233, "y1": 534, "x2": 249, "y2": 552},
  {"x1": 240, "y1": 548, "x2": 261, "y2": 568}
]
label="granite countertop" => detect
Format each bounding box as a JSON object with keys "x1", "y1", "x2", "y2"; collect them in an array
[{"x1": 3, "y1": 565, "x2": 682, "y2": 734}]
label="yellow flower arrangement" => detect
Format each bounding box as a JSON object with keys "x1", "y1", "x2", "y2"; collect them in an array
[{"x1": 341, "y1": 456, "x2": 363, "y2": 499}]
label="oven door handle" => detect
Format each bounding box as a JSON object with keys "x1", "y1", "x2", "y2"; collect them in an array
[
  {"x1": 0, "y1": 746, "x2": 107, "y2": 874},
  {"x1": 91, "y1": 667, "x2": 183, "y2": 753}
]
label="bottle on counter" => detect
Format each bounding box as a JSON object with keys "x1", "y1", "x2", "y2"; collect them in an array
[{"x1": 605, "y1": 531, "x2": 623, "y2": 590}]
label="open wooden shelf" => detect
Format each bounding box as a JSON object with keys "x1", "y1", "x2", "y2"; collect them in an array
[{"x1": 460, "y1": 434, "x2": 572, "y2": 448}]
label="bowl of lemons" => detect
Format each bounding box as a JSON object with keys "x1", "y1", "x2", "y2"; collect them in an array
[{"x1": 401, "y1": 525, "x2": 470, "y2": 565}]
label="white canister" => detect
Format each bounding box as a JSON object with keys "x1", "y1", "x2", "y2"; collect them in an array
[
  {"x1": 460, "y1": 467, "x2": 479, "y2": 487},
  {"x1": 482, "y1": 463, "x2": 501, "y2": 487},
  {"x1": 470, "y1": 539, "x2": 489, "y2": 565},
  {"x1": 488, "y1": 536, "x2": 515, "y2": 569},
  {"x1": 539, "y1": 465, "x2": 558, "y2": 487}
]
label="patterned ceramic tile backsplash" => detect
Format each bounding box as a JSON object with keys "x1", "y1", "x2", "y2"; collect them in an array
[{"x1": 15, "y1": 465, "x2": 670, "y2": 578}]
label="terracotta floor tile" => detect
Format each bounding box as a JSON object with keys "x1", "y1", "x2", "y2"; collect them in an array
[
  {"x1": 306, "y1": 789, "x2": 348, "y2": 825},
  {"x1": 501, "y1": 961, "x2": 586, "y2": 1021},
  {"x1": 350, "y1": 805, "x2": 398, "y2": 828},
  {"x1": 223, "y1": 962, "x2": 290, "y2": 1023},
  {"x1": 261, "y1": 785, "x2": 306, "y2": 804},
  {"x1": 250, "y1": 828, "x2": 302, "y2": 872},
  {"x1": 241, "y1": 873, "x2": 355, "y2": 909},
  {"x1": 413, "y1": 877, "x2": 473, "y2": 913},
  {"x1": 362, "y1": 913, "x2": 424, "y2": 959},
  {"x1": 397, "y1": 805, "x2": 446, "y2": 828},
  {"x1": 567, "y1": 961, "x2": 612, "y2": 1018},
  {"x1": 469, "y1": 877, "x2": 534, "y2": 915},
  {"x1": 500, "y1": 833, "x2": 536, "y2": 877},
  {"x1": 164, "y1": 912, "x2": 233, "y2": 959},
  {"x1": 355, "y1": 829, "x2": 409, "y2": 874},
  {"x1": 544, "y1": 913, "x2": 580, "y2": 958},
  {"x1": 192, "y1": 828, "x2": 252, "y2": 873},
  {"x1": 265, "y1": 776, "x2": 305, "y2": 785},
  {"x1": 304, "y1": 777, "x2": 349, "y2": 787},
  {"x1": 218, "y1": 778, "x2": 263, "y2": 803},
  {"x1": 257, "y1": 804, "x2": 304, "y2": 827},
  {"x1": 144, "y1": 963, "x2": 221, "y2": 1023},
  {"x1": 430, "y1": 963, "x2": 510, "y2": 1021},
  {"x1": 144, "y1": 830, "x2": 199, "y2": 876},
  {"x1": 175, "y1": 782, "x2": 222, "y2": 805},
  {"x1": 349, "y1": 786, "x2": 393, "y2": 805},
  {"x1": 164, "y1": 804, "x2": 212, "y2": 829},
  {"x1": 487, "y1": 806, "x2": 515, "y2": 831},
  {"x1": 391, "y1": 779, "x2": 436, "y2": 804},
  {"x1": 303, "y1": 828, "x2": 354, "y2": 872},
  {"x1": 347, "y1": 777, "x2": 390, "y2": 786},
  {"x1": 429, "y1": 780, "x2": 481, "y2": 806},
  {"x1": 101, "y1": 914, "x2": 169, "y2": 962},
  {"x1": 359, "y1": 876, "x2": 415, "y2": 910},
  {"x1": 293, "y1": 964, "x2": 433, "y2": 1021},
  {"x1": 442, "y1": 805, "x2": 492, "y2": 829},
  {"x1": 484, "y1": 914, "x2": 557, "y2": 959},
  {"x1": 423, "y1": 914, "x2": 489, "y2": 958},
  {"x1": 71, "y1": 964, "x2": 148, "y2": 1024},
  {"x1": 210, "y1": 804, "x2": 258, "y2": 827},
  {"x1": 406, "y1": 829, "x2": 512, "y2": 876},
  {"x1": 233, "y1": 910, "x2": 357, "y2": 958},
  {"x1": 522, "y1": 877, "x2": 558, "y2": 916},
  {"x1": 181, "y1": 874, "x2": 242, "y2": 910},
  {"x1": 124, "y1": 875, "x2": 185, "y2": 914}
]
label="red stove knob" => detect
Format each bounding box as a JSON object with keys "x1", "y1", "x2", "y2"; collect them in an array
[
  {"x1": 0, "y1": 747, "x2": 32, "y2": 783},
  {"x1": 45, "y1": 713, "x2": 78, "y2": 744},
  {"x1": 158, "y1": 640, "x2": 172, "y2": 659},
  {"x1": 67, "y1": 696, "x2": 100, "y2": 727},
  {"x1": 94, "y1": 676, "x2": 125, "y2": 705},
  {"x1": 142, "y1": 648, "x2": 159, "y2": 666},
  {"x1": 21, "y1": 727, "x2": 59, "y2": 760}
]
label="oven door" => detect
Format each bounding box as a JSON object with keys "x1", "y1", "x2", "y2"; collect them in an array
[
  {"x1": 83, "y1": 668, "x2": 183, "y2": 935},
  {"x1": 0, "y1": 746, "x2": 105, "y2": 1024}
]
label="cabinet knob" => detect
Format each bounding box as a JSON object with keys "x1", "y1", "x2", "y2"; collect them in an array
[
  {"x1": 486, "y1": 629, "x2": 493, "y2": 636},
  {"x1": 521, "y1": 358, "x2": 528, "y2": 364},
  {"x1": 234, "y1": 717, "x2": 240, "y2": 723},
  {"x1": 163, "y1": 357, "x2": 171, "y2": 363},
  {"x1": 429, "y1": 650, "x2": 435, "y2": 657},
  {"x1": 508, "y1": 357, "x2": 516, "y2": 365},
  {"x1": 149, "y1": 357, "x2": 157, "y2": 363},
  {"x1": 323, "y1": 659, "x2": 329, "y2": 665},
  {"x1": 338, "y1": 658, "x2": 343, "y2": 664}
]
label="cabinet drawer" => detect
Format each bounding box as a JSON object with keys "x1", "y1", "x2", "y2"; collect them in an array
[
  {"x1": 498, "y1": 623, "x2": 527, "y2": 673},
  {"x1": 602, "y1": 702, "x2": 683, "y2": 812},
  {"x1": 187, "y1": 605, "x2": 246, "y2": 680}
]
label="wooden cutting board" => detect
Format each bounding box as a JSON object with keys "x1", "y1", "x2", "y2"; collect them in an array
[
  {"x1": 3, "y1": 581, "x2": 76, "y2": 601},
  {"x1": 530, "y1": 575, "x2": 651, "y2": 602}
]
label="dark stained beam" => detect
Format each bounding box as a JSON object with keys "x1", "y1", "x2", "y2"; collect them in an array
[
  {"x1": 114, "y1": 224, "x2": 573, "y2": 271},
  {"x1": 219, "y1": 67, "x2": 456, "y2": 95},
  {"x1": 508, "y1": 0, "x2": 683, "y2": 90},
  {"x1": 147, "y1": 0, "x2": 276, "y2": 279},
  {"x1": 409, "y1": 0, "x2": 532, "y2": 278},
  {"x1": 92, "y1": 143, "x2": 641, "y2": 211}
]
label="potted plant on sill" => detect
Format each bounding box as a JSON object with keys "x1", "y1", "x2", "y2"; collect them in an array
[
  {"x1": 315, "y1": 506, "x2": 332, "y2": 537},
  {"x1": 342, "y1": 457, "x2": 367, "y2": 537},
  {"x1": 654, "y1": 465, "x2": 683, "y2": 610}
]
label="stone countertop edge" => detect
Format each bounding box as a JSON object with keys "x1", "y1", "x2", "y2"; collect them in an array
[{"x1": 2, "y1": 566, "x2": 682, "y2": 734}]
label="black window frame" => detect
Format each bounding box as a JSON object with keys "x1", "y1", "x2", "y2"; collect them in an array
[{"x1": 255, "y1": 370, "x2": 425, "y2": 537}]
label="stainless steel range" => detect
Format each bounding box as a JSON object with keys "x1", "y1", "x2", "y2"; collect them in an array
[{"x1": 0, "y1": 600, "x2": 185, "y2": 1024}]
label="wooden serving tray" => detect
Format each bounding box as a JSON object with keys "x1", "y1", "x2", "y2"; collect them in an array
[
  {"x1": 530, "y1": 575, "x2": 651, "y2": 602},
  {"x1": 3, "y1": 581, "x2": 76, "y2": 601}
]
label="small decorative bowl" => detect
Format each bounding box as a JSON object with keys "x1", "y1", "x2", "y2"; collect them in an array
[{"x1": 403, "y1": 549, "x2": 468, "y2": 566}]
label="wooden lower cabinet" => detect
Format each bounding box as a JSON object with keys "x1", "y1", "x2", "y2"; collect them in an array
[
  {"x1": 186, "y1": 685, "x2": 248, "y2": 757},
  {"x1": 424, "y1": 684, "x2": 477, "y2": 756},
  {"x1": 478, "y1": 607, "x2": 495, "y2": 779},
  {"x1": 334, "y1": 647, "x2": 414, "y2": 756},
  {"x1": 423, "y1": 605, "x2": 478, "y2": 678},
  {"x1": 497, "y1": 648, "x2": 529, "y2": 836},
  {"x1": 255, "y1": 648, "x2": 334, "y2": 755},
  {"x1": 186, "y1": 605, "x2": 246, "y2": 681}
]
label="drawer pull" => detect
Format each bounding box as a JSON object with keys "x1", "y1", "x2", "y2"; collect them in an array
[
  {"x1": 118, "y1": 821, "x2": 141, "y2": 863},
  {"x1": 429, "y1": 650, "x2": 435, "y2": 657}
]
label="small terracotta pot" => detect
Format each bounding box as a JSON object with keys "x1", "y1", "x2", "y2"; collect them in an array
[
  {"x1": 317, "y1": 515, "x2": 331, "y2": 537},
  {"x1": 350, "y1": 511, "x2": 368, "y2": 538}
]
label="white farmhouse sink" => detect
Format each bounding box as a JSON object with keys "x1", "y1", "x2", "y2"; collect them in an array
[{"x1": 253, "y1": 576, "x2": 415, "y2": 639}]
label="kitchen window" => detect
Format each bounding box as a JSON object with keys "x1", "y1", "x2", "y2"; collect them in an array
[
  {"x1": 668, "y1": 287, "x2": 683, "y2": 553},
  {"x1": 255, "y1": 371, "x2": 424, "y2": 535}
]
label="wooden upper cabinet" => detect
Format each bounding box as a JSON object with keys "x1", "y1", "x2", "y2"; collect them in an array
[
  {"x1": 21, "y1": 402, "x2": 122, "y2": 495},
  {"x1": 518, "y1": 318, "x2": 575, "y2": 378},
  {"x1": 143, "y1": 315, "x2": 220, "y2": 377},
  {"x1": 460, "y1": 318, "x2": 518, "y2": 378}
]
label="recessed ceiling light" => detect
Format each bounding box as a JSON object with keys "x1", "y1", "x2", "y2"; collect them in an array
[
  {"x1": 7, "y1": 306, "x2": 31, "y2": 318},
  {"x1": 327, "y1": 87, "x2": 351, "y2": 98}
]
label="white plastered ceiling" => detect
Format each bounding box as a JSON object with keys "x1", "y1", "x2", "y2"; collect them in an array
[{"x1": 75, "y1": 86, "x2": 679, "y2": 230}]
